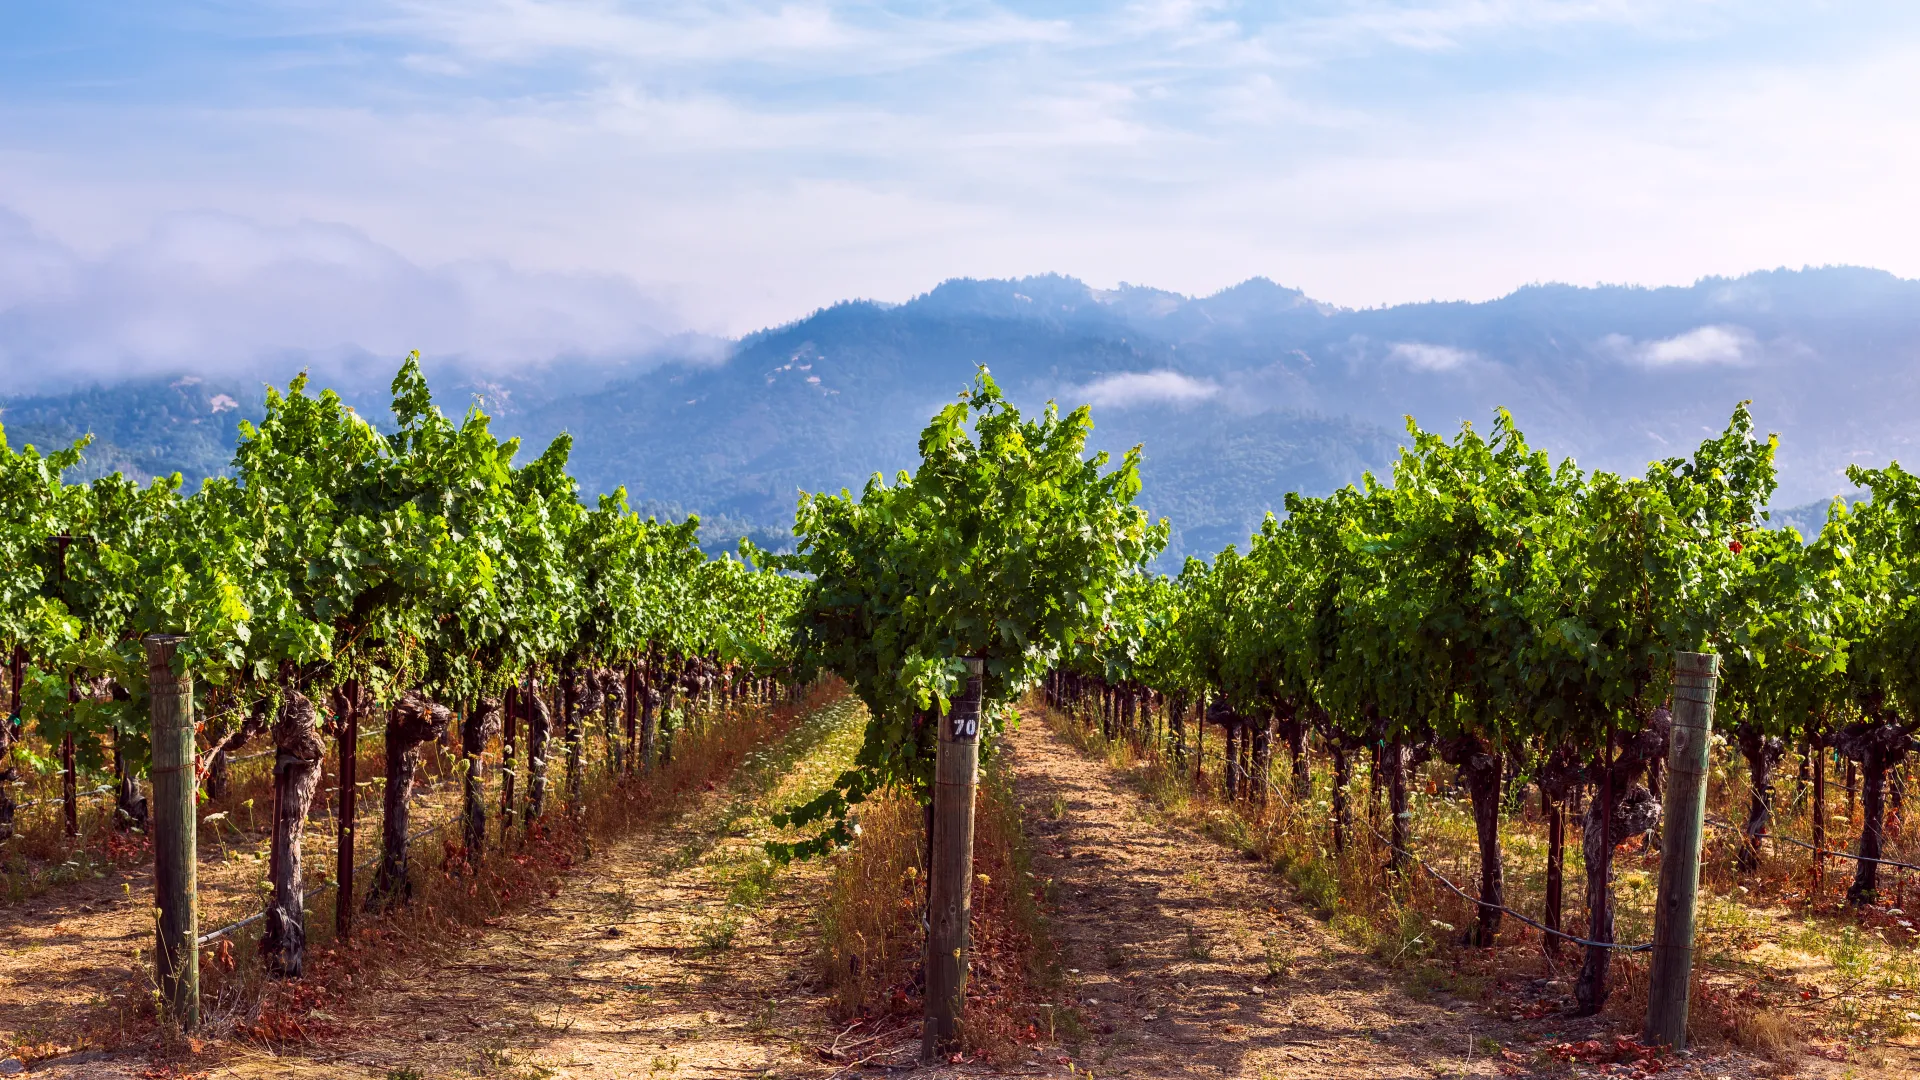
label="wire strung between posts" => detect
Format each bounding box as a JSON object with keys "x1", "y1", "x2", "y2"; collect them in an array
[
  {"x1": 1246, "y1": 770, "x2": 1655, "y2": 953},
  {"x1": 1704, "y1": 815, "x2": 1920, "y2": 873},
  {"x1": 195, "y1": 767, "x2": 476, "y2": 947},
  {"x1": 14, "y1": 783, "x2": 116, "y2": 811},
  {"x1": 225, "y1": 724, "x2": 384, "y2": 765},
  {"x1": 1349, "y1": 810, "x2": 1655, "y2": 953},
  {"x1": 3, "y1": 726, "x2": 384, "y2": 808},
  {"x1": 196, "y1": 812, "x2": 457, "y2": 948}
]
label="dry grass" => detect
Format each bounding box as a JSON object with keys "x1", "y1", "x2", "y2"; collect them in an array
[
  {"x1": 812, "y1": 744, "x2": 1061, "y2": 1064},
  {"x1": 1034, "y1": 692, "x2": 1920, "y2": 1066},
  {"x1": 815, "y1": 784, "x2": 925, "y2": 1019},
  {"x1": 23, "y1": 683, "x2": 840, "y2": 1065}
]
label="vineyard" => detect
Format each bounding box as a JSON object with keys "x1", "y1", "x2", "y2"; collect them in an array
[{"x1": 2, "y1": 362, "x2": 1919, "y2": 1077}]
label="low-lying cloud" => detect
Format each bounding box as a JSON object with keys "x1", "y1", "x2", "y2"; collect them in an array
[
  {"x1": 0, "y1": 207, "x2": 685, "y2": 393},
  {"x1": 1604, "y1": 324, "x2": 1753, "y2": 366},
  {"x1": 1075, "y1": 369, "x2": 1221, "y2": 409},
  {"x1": 1389, "y1": 342, "x2": 1473, "y2": 371}
]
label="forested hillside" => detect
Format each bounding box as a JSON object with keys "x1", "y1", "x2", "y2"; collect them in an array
[{"x1": 6, "y1": 265, "x2": 1918, "y2": 563}]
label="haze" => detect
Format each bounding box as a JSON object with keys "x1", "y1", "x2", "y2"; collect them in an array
[{"x1": 4, "y1": 1, "x2": 1919, "y2": 376}]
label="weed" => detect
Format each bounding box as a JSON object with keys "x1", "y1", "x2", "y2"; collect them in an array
[
  {"x1": 695, "y1": 912, "x2": 741, "y2": 953},
  {"x1": 1260, "y1": 934, "x2": 1291, "y2": 981},
  {"x1": 1183, "y1": 921, "x2": 1213, "y2": 960}
]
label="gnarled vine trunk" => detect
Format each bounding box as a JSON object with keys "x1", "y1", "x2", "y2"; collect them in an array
[
  {"x1": 1289, "y1": 721, "x2": 1310, "y2": 803},
  {"x1": 367, "y1": 692, "x2": 452, "y2": 909},
  {"x1": 527, "y1": 687, "x2": 553, "y2": 823},
  {"x1": 461, "y1": 696, "x2": 502, "y2": 864},
  {"x1": 640, "y1": 675, "x2": 660, "y2": 773},
  {"x1": 1251, "y1": 720, "x2": 1272, "y2": 807},
  {"x1": 1442, "y1": 734, "x2": 1504, "y2": 946},
  {"x1": 263, "y1": 691, "x2": 324, "y2": 977},
  {"x1": 1574, "y1": 710, "x2": 1668, "y2": 1015},
  {"x1": 1836, "y1": 718, "x2": 1913, "y2": 905},
  {"x1": 658, "y1": 668, "x2": 679, "y2": 768},
  {"x1": 564, "y1": 660, "x2": 585, "y2": 816},
  {"x1": 0, "y1": 709, "x2": 17, "y2": 845},
  {"x1": 1736, "y1": 726, "x2": 1785, "y2": 871},
  {"x1": 1385, "y1": 739, "x2": 1410, "y2": 876},
  {"x1": 1543, "y1": 790, "x2": 1565, "y2": 957}
]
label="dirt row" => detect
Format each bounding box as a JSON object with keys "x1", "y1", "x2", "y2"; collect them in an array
[{"x1": 10, "y1": 705, "x2": 1903, "y2": 1078}]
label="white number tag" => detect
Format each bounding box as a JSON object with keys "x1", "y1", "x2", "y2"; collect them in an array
[{"x1": 952, "y1": 712, "x2": 978, "y2": 738}]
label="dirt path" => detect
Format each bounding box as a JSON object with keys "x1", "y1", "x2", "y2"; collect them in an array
[
  {"x1": 189, "y1": 696, "x2": 865, "y2": 1080},
  {"x1": 0, "y1": 745, "x2": 478, "y2": 1054},
  {"x1": 1007, "y1": 715, "x2": 1565, "y2": 1080}
]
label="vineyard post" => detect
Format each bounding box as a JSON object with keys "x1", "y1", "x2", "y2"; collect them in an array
[
  {"x1": 1644, "y1": 651, "x2": 1719, "y2": 1050},
  {"x1": 500, "y1": 683, "x2": 519, "y2": 841},
  {"x1": 922, "y1": 657, "x2": 983, "y2": 1063},
  {"x1": 146, "y1": 634, "x2": 198, "y2": 1030},
  {"x1": 1811, "y1": 730, "x2": 1826, "y2": 890},
  {"x1": 335, "y1": 689, "x2": 358, "y2": 939},
  {"x1": 56, "y1": 535, "x2": 77, "y2": 837},
  {"x1": 1194, "y1": 689, "x2": 1205, "y2": 788}
]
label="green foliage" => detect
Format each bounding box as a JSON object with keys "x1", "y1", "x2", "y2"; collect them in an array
[
  {"x1": 1, "y1": 354, "x2": 798, "y2": 795},
  {"x1": 769, "y1": 368, "x2": 1164, "y2": 857}
]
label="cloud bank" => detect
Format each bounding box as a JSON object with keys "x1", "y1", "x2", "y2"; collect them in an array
[
  {"x1": 1603, "y1": 324, "x2": 1753, "y2": 366},
  {"x1": 1389, "y1": 341, "x2": 1474, "y2": 371},
  {"x1": 1075, "y1": 369, "x2": 1221, "y2": 409},
  {"x1": 3, "y1": 3, "x2": 1918, "y2": 335},
  {"x1": 0, "y1": 208, "x2": 683, "y2": 392}
]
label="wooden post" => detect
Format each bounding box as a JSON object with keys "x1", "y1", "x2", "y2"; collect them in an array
[
  {"x1": 61, "y1": 729, "x2": 77, "y2": 836},
  {"x1": 1645, "y1": 651, "x2": 1719, "y2": 1050},
  {"x1": 501, "y1": 683, "x2": 519, "y2": 841},
  {"x1": 1811, "y1": 731, "x2": 1827, "y2": 890},
  {"x1": 147, "y1": 635, "x2": 197, "y2": 1030},
  {"x1": 335, "y1": 689, "x2": 358, "y2": 940},
  {"x1": 922, "y1": 658, "x2": 983, "y2": 1062}
]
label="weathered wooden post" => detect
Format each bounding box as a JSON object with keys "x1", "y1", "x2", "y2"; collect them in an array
[
  {"x1": 1645, "y1": 651, "x2": 1719, "y2": 1049},
  {"x1": 335, "y1": 689, "x2": 358, "y2": 939},
  {"x1": 147, "y1": 634, "x2": 198, "y2": 1030},
  {"x1": 501, "y1": 683, "x2": 520, "y2": 841},
  {"x1": 922, "y1": 658, "x2": 983, "y2": 1062}
]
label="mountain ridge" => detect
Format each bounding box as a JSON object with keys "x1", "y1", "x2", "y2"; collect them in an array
[{"x1": 5, "y1": 264, "x2": 1917, "y2": 563}]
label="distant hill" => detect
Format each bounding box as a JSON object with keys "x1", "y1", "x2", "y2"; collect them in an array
[{"x1": 6, "y1": 266, "x2": 1917, "y2": 564}]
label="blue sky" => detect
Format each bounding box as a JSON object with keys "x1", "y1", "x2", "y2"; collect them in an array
[{"x1": 2, "y1": 2, "x2": 1917, "y2": 379}]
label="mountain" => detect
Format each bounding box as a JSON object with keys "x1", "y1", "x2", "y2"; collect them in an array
[{"x1": 5, "y1": 266, "x2": 1919, "y2": 564}]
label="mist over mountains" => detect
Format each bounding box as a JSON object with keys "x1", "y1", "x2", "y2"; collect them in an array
[{"x1": 5, "y1": 266, "x2": 1917, "y2": 565}]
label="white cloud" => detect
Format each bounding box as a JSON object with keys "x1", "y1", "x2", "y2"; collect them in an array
[
  {"x1": 1075, "y1": 369, "x2": 1220, "y2": 408},
  {"x1": 1389, "y1": 341, "x2": 1473, "y2": 370},
  {"x1": 2, "y1": 3, "x2": 1919, "y2": 336},
  {"x1": 0, "y1": 208, "x2": 684, "y2": 391},
  {"x1": 1605, "y1": 324, "x2": 1752, "y2": 366}
]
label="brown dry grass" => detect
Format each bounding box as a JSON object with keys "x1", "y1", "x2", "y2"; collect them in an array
[
  {"x1": 815, "y1": 783, "x2": 924, "y2": 1019},
  {"x1": 812, "y1": 746, "x2": 1062, "y2": 1066},
  {"x1": 1, "y1": 683, "x2": 833, "y2": 1069},
  {"x1": 1034, "y1": 693, "x2": 1920, "y2": 1078}
]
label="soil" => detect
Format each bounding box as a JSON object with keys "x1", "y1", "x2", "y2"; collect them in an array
[
  {"x1": 8, "y1": 705, "x2": 1915, "y2": 1079},
  {"x1": 0, "y1": 753, "x2": 486, "y2": 1054}
]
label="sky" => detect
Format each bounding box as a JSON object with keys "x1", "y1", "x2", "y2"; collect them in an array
[{"x1": 2, "y1": 1, "x2": 1918, "y2": 380}]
